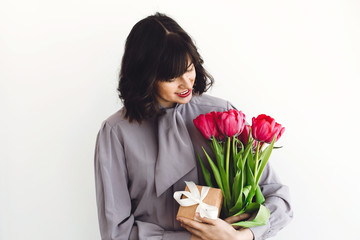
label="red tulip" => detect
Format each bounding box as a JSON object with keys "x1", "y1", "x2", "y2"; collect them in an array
[
  {"x1": 238, "y1": 125, "x2": 250, "y2": 146},
  {"x1": 193, "y1": 112, "x2": 221, "y2": 140},
  {"x1": 238, "y1": 125, "x2": 262, "y2": 150},
  {"x1": 216, "y1": 109, "x2": 246, "y2": 138},
  {"x1": 251, "y1": 114, "x2": 285, "y2": 143}
]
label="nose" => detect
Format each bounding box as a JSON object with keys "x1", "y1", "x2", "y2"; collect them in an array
[{"x1": 179, "y1": 73, "x2": 194, "y2": 88}]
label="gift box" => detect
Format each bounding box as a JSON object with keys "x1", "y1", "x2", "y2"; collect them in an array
[{"x1": 175, "y1": 182, "x2": 223, "y2": 220}]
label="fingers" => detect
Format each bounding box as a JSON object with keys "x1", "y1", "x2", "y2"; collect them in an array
[
  {"x1": 177, "y1": 216, "x2": 204, "y2": 238},
  {"x1": 180, "y1": 222, "x2": 202, "y2": 238},
  {"x1": 177, "y1": 213, "x2": 220, "y2": 239},
  {"x1": 193, "y1": 212, "x2": 217, "y2": 225},
  {"x1": 177, "y1": 216, "x2": 203, "y2": 230},
  {"x1": 224, "y1": 213, "x2": 251, "y2": 224},
  {"x1": 224, "y1": 213, "x2": 251, "y2": 230}
]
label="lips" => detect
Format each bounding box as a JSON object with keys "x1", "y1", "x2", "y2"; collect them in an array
[{"x1": 176, "y1": 89, "x2": 192, "y2": 98}]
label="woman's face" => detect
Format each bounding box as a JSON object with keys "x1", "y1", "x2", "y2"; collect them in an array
[{"x1": 155, "y1": 61, "x2": 196, "y2": 108}]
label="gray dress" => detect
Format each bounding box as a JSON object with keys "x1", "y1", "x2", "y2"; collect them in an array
[{"x1": 94, "y1": 94, "x2": 293, "y2": 240}]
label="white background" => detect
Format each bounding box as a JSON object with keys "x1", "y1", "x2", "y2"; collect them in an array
[{"x1": 1, "y1": 0, "x2": 360, "y2": 239}]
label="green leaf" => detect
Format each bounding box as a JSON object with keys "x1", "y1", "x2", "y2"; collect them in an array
[
  {"x1": 212, "y1": 137, "x2": 224, "y2": 168},
  {"x1": 203, "y1": 147, "x2": 231, "y2": 213},
  {"x1": 237, "y1": 139, "x2": 244, "y2": 153},
  {"x1": 229, "y1": 176, "x2": 249, "y2": 215},
  {"x1": 232, "y1": 204, "x2": 270, "y2": 228},
  {"x1": 242, "y1": 185, "x2": 251, "y2": 205},
  {"x1": 255, "y1": 136, "x2": 276, "y2": 185},
  {"x1": 222, "y1": 138, "x2": 232, "y2": 209},
  {"x1": 235, "y1": 153, "x2": 241, "y2": 171},
  {"x1": 233, "y1": 138, "x2": 242, "y2": 174},
  {"x1": 242, "y1": 140, "x2": 252, "y2": 169},
  {"x1": 202, "y1": 147, "x2": 223, "y2": 192},
  {"x1": 244, "y1": 202, "x2": 260, "y2": 213},
  {"x1": 197, "y1": 152, "x2": 213, "y2": 188},
  {"x1": 246, "y1": 155, "x2": 254, "y2": 187},
  {"x1": 246, "y1": 147, "x2": 255, "y2": 174},
  {"x1": 231, "y1": 185, "x2": 251, "y2": 216},
  {"x1": 245, "y1": 184, "x2": 257, "y2": 204},
  {"x1": 232, "y1": 208, "x2": 246, "y2": 216},
  {"x1": 232, "y1": 171, "x2": 241, "y2": 205},
  {"x1": 255, "y1": 185, "x2": 265, "y2": 204}
]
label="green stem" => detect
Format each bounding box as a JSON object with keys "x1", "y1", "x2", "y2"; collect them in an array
[
  {"x1": 225, "y1": 136, "x2": 231, "y2": 180},
  {"x1": 225, "y1": 136, "x2": 232, "y2": 211},
  {"x1": 245, "y1": 142, "x2": 261, "y2": 204},
  {"x1": 232, "y1": 137, "x2": 237, "y2": 172},
  {"x1": 253, "y1": 142, "x2": 260, "y2": 182}
]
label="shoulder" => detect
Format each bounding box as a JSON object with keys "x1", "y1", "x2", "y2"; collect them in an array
[
  {"x1": 100, "y1": 108, "x2": 129, "y2": 129},
  {"x1": 187, "y1": 93, "x2": 231, "y2": 111},
  {"x1": 98, "y1": 107, "x2": 153, "y2": 141},
  {"x1": 98, "y1": 107, "x2": 143, "y2": 135}
]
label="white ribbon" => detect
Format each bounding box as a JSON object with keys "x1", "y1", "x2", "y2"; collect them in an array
[{"x1": 173, "y1": 181, "x2": 219, "y2": 220}]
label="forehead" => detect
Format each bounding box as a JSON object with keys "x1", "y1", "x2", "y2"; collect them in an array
[{"x1": 156, "y1": 52, "x2": 193, "y2": 82}]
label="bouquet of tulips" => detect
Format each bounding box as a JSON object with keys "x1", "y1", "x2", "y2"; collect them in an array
[{"x1": 193, "y1": 110, "x2": 285, "y2": 227}]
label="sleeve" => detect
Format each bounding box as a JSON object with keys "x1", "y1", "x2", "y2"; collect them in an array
[
  {"x1": 249, "y1": 163, "x2": 294, "y2": 240},
  {"x1": 94, "y1": 121, "x2": 191, "y2": 240}
]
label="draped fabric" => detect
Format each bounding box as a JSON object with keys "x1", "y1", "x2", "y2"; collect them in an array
[
  {"x1": 94, "y1": 94, "x2": 293, "y2": 240},
  {"x1": 155, "y1": 107, "x2": 197, "y2": 197}
]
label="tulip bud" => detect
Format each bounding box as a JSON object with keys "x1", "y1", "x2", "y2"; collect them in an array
[
  {"x1": 193, "y1": 112, "x2": 221, "y2": 140},
  {"x1": 216, "y1": 109, "x2": 246, "y2": 138},
  {"x1": 238, "y1": 125, "x2": 250, "y2": 146},
  {"x1": 251, "y1": 114, "x2": 285, "y2": 143}
]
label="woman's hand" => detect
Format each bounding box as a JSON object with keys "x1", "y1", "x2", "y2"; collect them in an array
[
  {"x1": 177, "y1": 213, "x2": 254, "y2": 240},
  {"x1": 224, "y1": 213, "x2": 251, "y2": 230}
]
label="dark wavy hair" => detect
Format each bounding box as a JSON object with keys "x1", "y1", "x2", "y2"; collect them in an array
[{"x1": 118, "y1": 12, "x2": 214, "y2": 123}]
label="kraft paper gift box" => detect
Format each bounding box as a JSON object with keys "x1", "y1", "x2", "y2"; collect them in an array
[{"x1": 176, "y1": 184, "x2": 223, "y2": 220}]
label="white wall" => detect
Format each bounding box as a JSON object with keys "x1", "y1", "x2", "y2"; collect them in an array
[{"x1": 1, "y1": 0, "x2": 359, "y2": 239}]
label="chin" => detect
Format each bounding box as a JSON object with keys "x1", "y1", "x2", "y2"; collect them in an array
[{"x1": 177, "y1": 95, "x2": 192, "y2": 105}]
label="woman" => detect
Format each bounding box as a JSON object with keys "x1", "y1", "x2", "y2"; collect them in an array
[{"x1": 94, "y1": 12, "x2": 293, "y2": 240}]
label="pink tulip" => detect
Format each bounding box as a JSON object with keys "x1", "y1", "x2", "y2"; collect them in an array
[
  {"x1": 216, "y1": 109, "x2": 246, "y2": 138},
  {"x1": 193, "y1": 112, "x2": 221, "y2": 140},
  {"x1": 251, "y1": 114, "x2": 285, "y2": 143}
]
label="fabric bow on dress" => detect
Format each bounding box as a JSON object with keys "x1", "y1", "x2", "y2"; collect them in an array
[{"x1": 155, "y1": 105, "x2": 198, "y2": 197}]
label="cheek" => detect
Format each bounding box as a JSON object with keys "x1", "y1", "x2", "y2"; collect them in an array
[
  {"x1": 157, "y1": 82, "x2": 176, "y2": 96},
  {"x1": 192, "y1": 70, "x2": 196, "y2": 81},
  {"x1": 156, "y1": 83, "x2": 166, "y2": 97}
]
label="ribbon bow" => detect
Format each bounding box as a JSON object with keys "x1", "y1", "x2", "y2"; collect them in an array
[{"x1": 173, "y1": 181, "x2": 219, "y2": 220}]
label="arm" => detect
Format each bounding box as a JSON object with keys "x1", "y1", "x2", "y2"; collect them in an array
[
  {"x1": 94, "y1": 121, "x2": 191, "y2": 240},
  {"x1": 177, "y1": 213, "x2": 254, "y2": 240}
]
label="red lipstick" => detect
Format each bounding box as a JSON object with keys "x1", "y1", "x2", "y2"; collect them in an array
[{"x1": 176, "y1": 89, "x2": 192, "y2": 98}]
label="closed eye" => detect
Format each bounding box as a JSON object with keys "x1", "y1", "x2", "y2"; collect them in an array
[{"x1": 186, "y1": 64, "x2": 194, "y2": 72}]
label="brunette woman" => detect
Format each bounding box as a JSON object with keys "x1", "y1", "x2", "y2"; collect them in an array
[{"x1": 94, "y1": 12, "x2": 293, "y2": 240}]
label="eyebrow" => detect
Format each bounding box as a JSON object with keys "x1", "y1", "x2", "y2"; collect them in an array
[{"x1": 186, "y1": 62, "x2": 193, "y2": 68}]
